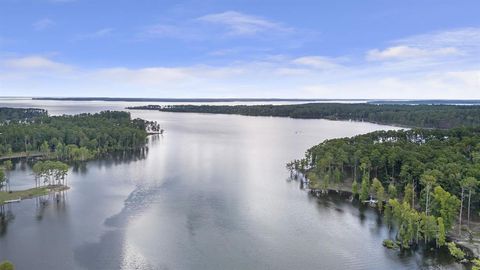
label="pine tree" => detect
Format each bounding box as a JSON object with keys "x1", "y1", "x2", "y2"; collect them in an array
[
  {"x1": 359, "y1": 175, "x2": 369, "y2": 202},
  {"x1": 352, "y1": 180, "x2": 359, "y2": 197}
]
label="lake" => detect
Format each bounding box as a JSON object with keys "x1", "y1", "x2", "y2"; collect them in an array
[{"x1": 0, "y1": 99, "x2": 461, "y2": 269}]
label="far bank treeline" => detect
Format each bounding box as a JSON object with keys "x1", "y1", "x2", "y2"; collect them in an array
[
  {"x1": 129, "y1": 103, "x2": 480, "y2": 129},
  {"x1": 0, "y1": 108, "x2": 158, "y2": 161},
  {"x1": 288, "y1": 127, "x2": 480, "y2": 250}
]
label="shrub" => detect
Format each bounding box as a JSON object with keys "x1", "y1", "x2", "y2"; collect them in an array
[
  {"x1": 382, "y1": 239, "x2": 398, "y2": 249},
  {"x1": 0, "y1": 261, "x2": 14, "y2": 270},
  {"x1": 447, "y1": 242, "x2": 465, "y2": 260}
]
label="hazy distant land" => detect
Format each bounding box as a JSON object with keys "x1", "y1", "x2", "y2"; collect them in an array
[{"x1": 30, "y1": 97, "x2": 480, "y2": 105}]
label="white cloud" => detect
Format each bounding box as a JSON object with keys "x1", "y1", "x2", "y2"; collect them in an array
[
  {"x1": 198, "y1": 11, "x2": 292, "y2": 36},
  {"x1": 303, "y1": 69, "x2": 480, "y2": 99},
  {"x1": 367, "y1": 46, "x2": 460, "y2": 61},
  {"x1": 92, "y1": 67, "x2": 190, "y2": 86},
  {"x1": 1, "y1": 53, "x2": 479, "y2": 99},
  {"x1": 140, "y1": 11, "x2": 293, "y2": 40},
  {"x1": 292, "y1": 56, "x2": 343, "y2": 70},
  {"x1": 33, "y1": 18, "x2": 55, "y2": 31},
  {"x1": 2, "y1": 27, "x2": 479, "y2": 99},
  {"x1": 3, "y1": 56, "x2": 71, "y2": 72},
  {"x1": 138, "y1": 10, "x2": 307, "y2": 45},
  {"x1": 395, "y1": 27, "x2": 480, "y2": 50},
  {"x1": 446, "y1": 70, "x2": 480, "y2": 89},
  {"x1": 367, "y1": 28, "x2": 480, "y2": 62},
  {"x1": 90, "y1": 64, "x2": 246, "y2": 88}
]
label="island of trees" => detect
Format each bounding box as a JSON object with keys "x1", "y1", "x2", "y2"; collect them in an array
[
  {"x1": 287, "y1": 127, "x2": 480, "y2": 262},
  {"x1": 1, "y1": 160, "x2": 70, "y2": 205},
  {"x1": 0, "y1": 108, "x2": 159, "y2": 161},
  {"x1": 129, "y1": 103, "x2": 480, "y2": 129}
]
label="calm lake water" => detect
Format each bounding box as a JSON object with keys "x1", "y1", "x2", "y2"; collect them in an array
[{"x1": 0, "y1": 99, "x2": 462, "y2": 269}]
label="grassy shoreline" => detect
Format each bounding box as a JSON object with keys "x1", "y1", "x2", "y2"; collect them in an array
[{"x1": 0, "y1": 185, "x2": 69, "y2": 205}]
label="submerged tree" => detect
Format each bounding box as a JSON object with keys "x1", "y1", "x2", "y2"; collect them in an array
[
  {"x1": 372, "y1": 178, "x2": 385, "y2": 211},
  {"x1": 403, "y1": 183, "x2": 414, "y2": 207},
  {"x1": 352, "y1": 179, "x2": 359, "y2": 198},
  {"x1": 32, "y1": 161, "x2": 69, "y2": 187},
  {"x1": 359, "y1": 175, "x2": 369, "y2": 202},
  {"x1": 463, "y1": 177, "x2": 479, "y2": 228},
  {"x1": 3, "y1": 161, "x2": 13, "y2": 171},
  {"x1": 2, "y1": 160, "x2": 13, "y2": 192},
  {"x1": 421, "y1": 172, "x2": 437, "y2": 216},
  {"x1": 431, "y1": 186, "x2": 460, "y2": 231},
  {"x1": 437, "y1": 217, "x2": 446, "y2": 247}
]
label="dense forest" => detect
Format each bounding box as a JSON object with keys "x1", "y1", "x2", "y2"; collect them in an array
[
  {"x1": 0, "y1": 109, "x2": 155, "y2": 161},
  {"x1": 129, "y1": 103, "x2": 480, "y2": 129},
  {"x1": 288, "y1": 128, "x2": 480, "y2": 251},
  {"x1": 0, "y1": 108, "x2": 47, "y2": 123}
]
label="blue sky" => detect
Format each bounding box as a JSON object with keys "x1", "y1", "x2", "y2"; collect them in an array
[{"x1": 0, "y1": 0, "x2": 479, "y2": 98}]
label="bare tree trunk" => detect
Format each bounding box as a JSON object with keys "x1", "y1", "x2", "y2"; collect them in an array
[
  {"x1": 467, "y1": 189, "x2": 472, "y2": 229},
  {"x1": 424, "y1": 186, "x2": 430, "y2": 245},
  {"x1": 459, "y1": 187, "x2": 464, "y2": 235},
  {"x1": 425, "y1": 186, "x2": 430, "y2": 215}
]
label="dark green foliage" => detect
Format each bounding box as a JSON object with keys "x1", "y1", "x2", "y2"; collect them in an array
[
  {"x1": 295, "y1": 128, "x2": 480, "y2": 214},
  {"x1": 294, "y1": 127, "x2": 477, "y2": 249},
  {"x1": 431, "y1": 186, "x2": 461, "y2": 230},
  {"x1": 131, "y1": 103, "x2": 480, "y2": 129},
  {"x1": 0, "y1": 110, "x2": 148, "y2": 160},
  {"x1": 0, "y1": 107, "x2": 46, "y2": 123}
]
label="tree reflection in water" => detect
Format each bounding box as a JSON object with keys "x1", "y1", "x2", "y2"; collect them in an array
[{"x1": 0, "y1": 204, "x2": 15, "y2": 237}]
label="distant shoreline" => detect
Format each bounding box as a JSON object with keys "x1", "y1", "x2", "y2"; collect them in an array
[
  {"x1": 31, "y1": 97, "x2": 367, "y2": 103},
  {"x1": 16, "y1": 97, "x2": 480, "y2": 105}
]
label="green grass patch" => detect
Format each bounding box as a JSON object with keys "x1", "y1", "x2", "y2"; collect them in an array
[{"x1": 0, "y1": 186, "x2": 68, "y2": 205}]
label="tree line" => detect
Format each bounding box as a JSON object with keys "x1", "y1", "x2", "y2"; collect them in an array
[
  {"x1": 0, "y1": 108, "x2": 47, "y2": 123},
  {"x1": 288, "y1": 127, "x2": 480, "y2": 250},
  {"x1": 0, "y1": 109, "x2": 155, "y2": 161},
  {"x1": 129, "y1": 103, "x2": 480, "y2": 129}
]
